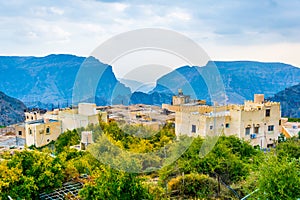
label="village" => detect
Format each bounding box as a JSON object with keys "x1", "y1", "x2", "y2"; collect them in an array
[{"x1": 0, "y1": 89, "x2": 299, "y2": 152}]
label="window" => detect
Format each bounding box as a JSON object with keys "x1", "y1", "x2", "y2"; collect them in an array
[
  {"x1": 250, "y1": 134, "x2": 257, "y2": 139},
  {"x1": 254, "y1": 127, "x2": 259, "y2": 134},
  {"x1": 266, "y1": 109, "x2": 270, "y2": 117},
  {"x1": 18, "y1": 131, "x2": 22, "y2": 136},
  {"x1": 245, "y1": 127, "x2": 250, "y2": 135},
  {"x1": 279, "y1": 120, "x2": 281, "y2": 126},
  {"x1": 210, "y1": 125, "x2": 213, "y2": 130},
  {"x1": 31, "y1": 116, "x2": 34, "y2": 120},
  {"x1": 225, "y1": 123, "x2": 230, "y2": 128},
  {"x1": 268, "y1": 125, "x2": 274, "y2": 132},
  {"x1": 46, "y1": 127, "x2": 50, "y2": 134},
  {"x1": 29, "y1": 129, "x2": 32, "y2": 134},
  {"x1": 191, "y1": 125, "x2": 196, "y2": 133}
]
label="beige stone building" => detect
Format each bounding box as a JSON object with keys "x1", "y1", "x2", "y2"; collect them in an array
[
  {"x1": 14, "y1": 123, "x2": 26, "y2": 138},
  {"x1": 174, "y1": 94, "x2": 281, "y2": 148},
  {"x1": 16, "y1": 103, "x2": 107, "y2": 148},
  {"x1": 162, "y1": 89, "x2": 206, "y2": 112},
  {"x1": 24, "y1": 119, "x2": 62, "y2": 147},
  {"x1": 25, "y1": 110, "x2": 44, "y2": 122},
  {"x1": 44, "y1": 103, "x2": 107, "y2": 132},
  {"x1": 172, "y1": 89, "x2": 190, "y2": 105}
]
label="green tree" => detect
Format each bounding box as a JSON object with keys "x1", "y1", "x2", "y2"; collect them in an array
[
  {"x1": 167, "y1": 173, "x2": 220, "y2": 199},
  {"x1": 79, "y1": 167, "x2": 153, "y2": 200},
  {"x1": 0, "y1": 150, "x2": 65, "y2": 199},
  {"x1": 176, "y1": 136, "x2": 260, "y2": 185},
  {"x1": 256, "y1": 156, "x2": 300, "y2": 199},
  {"x1": 276, "y1": 138, "x2": 300, "y2": 159},
  {"x1": 55, "y1": 129, "x2": 80, "y2": 153}
]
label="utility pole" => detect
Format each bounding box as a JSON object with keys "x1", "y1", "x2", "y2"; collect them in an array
[
  {"x1": 163, "y1": 142, "x2": 166, "y2": 159},
  {"x1": 217, "y1": 174, "x2": 220, "y2": 197}
]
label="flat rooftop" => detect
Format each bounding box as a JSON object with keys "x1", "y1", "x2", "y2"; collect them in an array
[{"x1": 26, "y1": 119, "x2": 59, "y2": 125}]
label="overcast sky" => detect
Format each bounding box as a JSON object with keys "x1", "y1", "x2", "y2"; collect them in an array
[{"x1": 1, "y1": 0, "x2": 300, "y2": 66}]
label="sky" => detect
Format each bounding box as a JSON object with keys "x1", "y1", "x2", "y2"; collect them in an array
[{"x1": 1, "y1": 0, "x2": 300, "y2": 66}]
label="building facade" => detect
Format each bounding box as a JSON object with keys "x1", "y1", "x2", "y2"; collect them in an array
[
  {"x1": 24, "y1": 119, "x2": 62, "y2": 147},
  {"x1": 44, "y1": 103, "x2": 107, "y2": 132},
  {"x1": 16, "y1": 103, "x2": 107, "y2": 148},
  {"x1": 174, "y1": 94, "x2": 281, "y2": 148}
]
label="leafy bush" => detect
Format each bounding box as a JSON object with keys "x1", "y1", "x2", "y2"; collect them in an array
[
  {"x1": 168, "y1": 173, "x2": 218, "y2": 198},
  {"x1": 55, "y1": 129, "x2": 80, "y2": 153}
]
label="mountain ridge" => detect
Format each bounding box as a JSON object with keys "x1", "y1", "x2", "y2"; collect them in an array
[
  {"x1": 148, "y1": 60, "x2": 300, "y2": 104},
  {"x1": 0, "y1": 54, "x2": 131, "y2": 108}
]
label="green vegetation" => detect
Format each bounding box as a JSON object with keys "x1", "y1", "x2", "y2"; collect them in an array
[
  {"x1": 79, "y1": 169, "x2": 153, "y2": 200},
  {"x1": 288, "y1": 117, "x2": 300, "y2": 122},
  {"x1": 0, "y1": 150, "x2": 65, "y2": 199},
  {"x1": 0, "y1": 121, "x2": 299, "y2": 199},
  {"x1": 54, "y1": 129, "x2": 80, "y2": 153},
  {"x1": 167, "y1": 173, "x2": 219, "y2": 199},
  {"x1": 256, "y1": 156, "x2": 300, "y2": 199}
]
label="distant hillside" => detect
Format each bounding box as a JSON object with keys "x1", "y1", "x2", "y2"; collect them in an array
[
  {"x1": 268, "y1": 83, "x2": 300, "y2": 118},
  {"x1": 150, "y1": 61, "x2": 300, "y2": 104},
  {"x1": 0, "y1": 55, "x2": 131, "y2": 108},
  {"x1": 0, "y1": 91, "x2": 26, "y2": 126},
  {"x1": 119, "y1": 78, "x2": 155, "y2": 93},
  {"x1": 130, "y1": 92, "x2": 172, "y2": 105}
]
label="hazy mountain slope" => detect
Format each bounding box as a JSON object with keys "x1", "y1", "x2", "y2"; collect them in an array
[
  {"x1": 119, "y1": 78, "x2": 155, "y2": 93},
  {"x1": 130, "y1": 92, "x2": 173, "y2": 105},
  {"x1": 0, "y1": 55, "x2": 131, "y2": 107},
  {"x1": 151, "y1": 61, "x2": 300, "y2": 104},
  {"x1": 0, "y1": 91, "x2": 26, "y2": 126},
  {"x1": 267, "y1": 83, "x2": 300, "y2": 118}
]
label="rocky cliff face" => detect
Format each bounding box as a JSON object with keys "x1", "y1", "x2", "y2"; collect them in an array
[
  {"x1": 0, "y1": 55, "x2": 131, "y2": 108},
  {"x1": 0, "y1": 91, "x2": 26, "y2": 126},
  {"x1": 267, "y1": 83, "x2": 300, "y2": 118},
  {"x1": 151, "y1": 61, "x2": 300, "y2": 104}
]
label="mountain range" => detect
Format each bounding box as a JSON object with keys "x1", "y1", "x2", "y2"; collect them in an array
[
  {"x1": 0, "y1": 54, "x2": 299, "y2": 118},
  {"x1": 146, "y1": 61, "x2": 300, "y2": 104}
]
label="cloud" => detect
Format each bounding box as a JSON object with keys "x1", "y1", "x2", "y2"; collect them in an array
[
  {"x1": 31, "y1": 6, "x2": 64, "y2": 17},
  {"x1": 0, "y1": 0, "x2": 300, "y2": 66}
]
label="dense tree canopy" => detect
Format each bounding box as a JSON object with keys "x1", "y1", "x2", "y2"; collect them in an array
[
  {"x1": 55, "y1": 129, "x2": 80, "y2": 153},
  {"x1": 256, "y1": 156, "x2": 300, "y2": 199},
  {"x1": 0, "y1": 122, "x2": 299, "y2": 199},
  {"x1": 0, "y1": 150, "x2": 65, "y2": 199},
  {"x1": 79, "y1": 168, "x2": 152, "y2": 200}
]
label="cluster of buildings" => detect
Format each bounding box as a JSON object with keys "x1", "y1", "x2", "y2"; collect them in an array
[
  {"x1": 12, "y1": 103, "x2": 173, "y2": 148},
  {"x1": 99, "y1": 104, "x2": 174, "y2": 130},
  {"x1": 0, "y1": 89, "x2": 298, "y2": 150}
]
